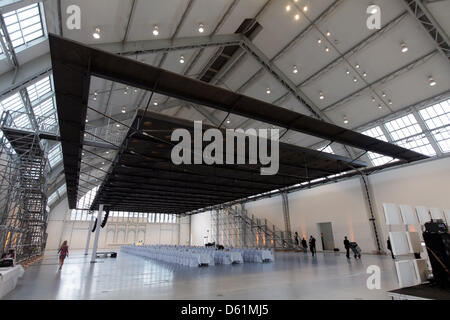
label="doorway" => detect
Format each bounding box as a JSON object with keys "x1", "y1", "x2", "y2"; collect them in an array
[{"x1": 318, "y1": 222, "x2": 335, "y2": 251}]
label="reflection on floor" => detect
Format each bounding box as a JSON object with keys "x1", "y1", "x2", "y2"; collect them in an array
[{"x1": 4, "y1": 250, "x2": 399, "y2": 300}]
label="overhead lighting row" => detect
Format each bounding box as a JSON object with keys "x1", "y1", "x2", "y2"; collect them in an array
[{"x1": 93, "y1": 22, "x2": 207, "y2": 39}]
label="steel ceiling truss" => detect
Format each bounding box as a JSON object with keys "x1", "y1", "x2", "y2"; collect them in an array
[{"x1": 402, "y1": 0, "x2": 450, "y2": 61}]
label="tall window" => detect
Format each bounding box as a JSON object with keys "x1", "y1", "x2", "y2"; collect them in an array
[
  {"x1": 385, "y1": 114, "x2": 435, "y2": 156},
  {"x1": 419, "y1": 99, "x2": 450, "y2": 153},
  {"x1": 361, "y1": 126, "x2": 395, "y2": 166}
]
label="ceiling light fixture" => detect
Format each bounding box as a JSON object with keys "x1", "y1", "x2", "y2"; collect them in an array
[
  {"x1": 294, "y1": 14, "x2": 300, "y2": 21},
  {"x1": 303, "y1": 6, "x2": 308, "y2": 12},
  {"x1": 388, "y1": 100, "x2": 393, "y2": 105},
  {"x1": 317, "y1": 39, "x2": 322, "y2": 44},
  {"x1": 378, "y1": 104, "x2": 382, "y2": 109},
  {"x1": 428, "y1": 76, "x2": 437, "y2": 87},
  {"x1": 325, "y1": 47, "x2": 330, "y2": 52},
  {"x1": 401, "y1": 42, "x2": 408, "y2": 53},
  {"x1": 346, "y1": 70, "x2": 350, "y2": 75},
  {"x1": 226, "y1": 119, "x2": 231, "y2": 124},
  {"x1": 382, "y1": 92, "x2": 386, "y2": 97},
  {"x1": 121, "y1": 106, "x2": 126, "y2": 113},
  {"x1": 286, "y1": 5, "x2": 291, "y2": 12},
  {"x1": 198, "y1": 23, "x2": 205, "y2": 33},
  {"x1": 266, "y1": 88, "x2": 271, "y2": 94},
  {"x1": 293, "y1": 65, "x2": 299, "y2": 74},
  {"x1": 92, "y1": 27, "x2": 101, "y2": 39},
  {"x1": 355, "y1": 64, "x2": 360, "y2": 69},
  {"x1": 153, "y1": 25, "x2": 159, "y2": 36},
  {"x1": 353, "y1": 77, "x2": 358, "y2": 82},
  {"x1": 153, "y1": 100, "x2": 159, "y2": 106},
  {"x1": 319, "y1": 91, "x2": 325, "y2": 100},
  {"x1": 371, "y1": 97, "x2": 376, "y2": 102},
  {"x1": 343, "y1": 116, "x2": 349, "y2": 124},
  {"x1": 326, "y1": 31, "x2": 331, "y2": 37},
  {"x1": 179, "y1": 55, "x2": 185, "y2": 64},
  {"x1": 363, "y1": 72, "x2": 367, "y2": 77}
]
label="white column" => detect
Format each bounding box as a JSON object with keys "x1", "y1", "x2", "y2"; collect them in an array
[
  {"x1": 84, "y1": 214, "x2": 95, "y2": 255},
  {"x1": 90, "y1": 204, "x2": 103, "y2": 263}
]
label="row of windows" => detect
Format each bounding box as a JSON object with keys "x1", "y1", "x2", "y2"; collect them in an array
[
  {"x1": 2, "y1": 3, "x2": 45, "y2": 52},
  {"x1": 69, "y1": 211, "x2": 178, "y2": 224},
  {"x1": 361, "y1": 98, "x2": 450, "y2": 166}
]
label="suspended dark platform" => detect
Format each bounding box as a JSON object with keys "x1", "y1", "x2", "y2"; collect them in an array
[
  {"x1": 89, "y1": 110, "x2": 367, "y2": 214},
  {"x1": 48, "y1": 34, "x2": 428, "y2": 210}
]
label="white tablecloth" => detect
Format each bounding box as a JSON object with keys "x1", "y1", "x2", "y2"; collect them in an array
[{"x1": 0, "y1": 265, "x2": 24, "y2": 298}]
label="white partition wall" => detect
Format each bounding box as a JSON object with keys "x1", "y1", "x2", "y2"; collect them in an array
[
  {"x1": 395, "y1": 260, "x2": 417, "y2": 288},
  {"x1": 389, "y1": 231, "x2": 411, "y2": 256},
  {"x1": 399, "y1": 205, "x2": 418, "y2": 225},
  {"x1": 429, "y1": 207, "x2": 444, "y2": 220},
  {"x1": 416, "y1": 206, "x2": 431, "y2": 225},
  {"x1": 444, "y1": 209, "x2": 450, "y2": 225},
  {"x1": 383, "y1": 203, "x2": 402, "y2": 225},
  {"x1": 406, "y1": 232, "x2": 422, "y2": 254},
  {"x1": 414, "y1": 259, "x2": 428, "y2": 284}
]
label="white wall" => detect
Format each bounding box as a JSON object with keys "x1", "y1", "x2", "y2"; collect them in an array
[
  {"x1": 190, "y1": 211, "x2": 212, "y2": 246},
  {"x1": 189, "y1": 157, "x2": 450, "y2": 254},
  {"x1": 45, "y1": 200, "x2": 187, "y2": 251}
]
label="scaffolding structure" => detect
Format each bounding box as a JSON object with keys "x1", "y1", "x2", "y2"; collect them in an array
[
  {"x1": 211, "y1": 205, "x2": 294, "y2": 250},
  {"x1": 0, "y1": 111, "x2": 49, "y2": 262}
]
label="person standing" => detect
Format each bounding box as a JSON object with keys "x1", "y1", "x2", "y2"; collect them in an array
[
  {"x1": 344, "y1": 236, "x2": 350, "y2": 259},
  {"x1": 294, "y1": 232, "x2": 299, "y2": 247},
  {"x1": 301, "y1": 237, "x2": 308, "y2": 253},
  {"x1": 387, "y1": 237, "x2": 395, "y2": 259},
  {"x1": 58, "y1": 240, "x2": 69, "y2": 270},
  {"x1": 309, "y1": 236, "x2": 316, "y2": 257}
]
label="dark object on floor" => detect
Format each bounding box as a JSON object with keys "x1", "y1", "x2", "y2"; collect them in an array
[
  {"x1": 96, "y1": 252, "x2": 117, "y2": 258},
  {"x1": 0, "y1": 258, "x2": 14, "y2": 267},
  {"x1": 388, "y1": 283, "x2": 450, "y2": 300},
  {"x1": 216, "y1": 245, "x2": 224, "y2": 250},
  {"x1": 333, "y1": 248, "x2": 340, "y2": 252},
  {"x1": 423, "y1": 220, "x2": 450, "y2": 289},
  {"x1": 205, "y1": 242, "x2": 215, "y2": 248},
  {"x1": 349, "y1": 242, "x2": 361, "y2": 259}
]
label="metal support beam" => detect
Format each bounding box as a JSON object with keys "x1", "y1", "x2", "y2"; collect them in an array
[
  {"x1": 90, "y1": 204, "x2": 103, "y2": 263},
  {"x1": 93, "y1": 34, "x2": 244, "y2": 57},
  {"x1": 84, "y1": 215, "x2": 95, "y2": 255},
  {"x1": 402, "y1": 0, "x2": 450, "y2": 60},
  {"x1": 299, "y1": 11, "x2": 408, "y2": 88},
  {"x1": 236, "y1": 0, "x2": 344, "y2": 94},
  {"x1": 240, "y1": 37, "x2": 328, "y2": 121},
  {"x1": 281, "y1": 192, "x2": 293, "y2": 248},
  {"x1": 322, "y1": 50, "x2": 438, "y2": 112}
]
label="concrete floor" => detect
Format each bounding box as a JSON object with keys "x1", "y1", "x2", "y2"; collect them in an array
[{"x1": 4, "y1": 250, "x2": 400, "y2": 300}]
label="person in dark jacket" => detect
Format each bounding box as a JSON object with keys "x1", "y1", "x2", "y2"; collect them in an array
[
  {"x1": 301, "y1": 238, "x2": 308, "y2": 253},
  {"x1": 387, "y1": 237, "x2": 395, "y2": 259},
  {"x1": 309, "y1": 236, "x2": 316, "y2": 257},
  {"x1": 344, "y1": 236, "x2": 350, "y2": 259},
  {"x1": 294, "y1": 232, "x2": 299, "y2": 247}
]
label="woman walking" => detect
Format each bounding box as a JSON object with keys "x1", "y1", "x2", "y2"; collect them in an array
[{"x1": 58, "y1": 240, "x2": 69, "y2": 270}]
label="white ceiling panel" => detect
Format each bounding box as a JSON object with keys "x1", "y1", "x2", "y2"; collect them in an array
[
  {"x1": 126, "y1": 0, "x2": 189, "y2": 41},
  {"x1": 175, "y1": 0, "x2": 232, "y2": 38},
  {"x1": 61, "y1": 0, "x2": 132, "y2": 44}
]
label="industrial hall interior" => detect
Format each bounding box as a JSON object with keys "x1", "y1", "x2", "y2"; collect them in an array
[{"x1": 0, "y1": 0, "x2": 449, "y2": 302}]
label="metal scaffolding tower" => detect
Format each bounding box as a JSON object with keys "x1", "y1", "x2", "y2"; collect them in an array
[
  {"x1": 0, "y1": 111, "x2": 49, "y2": 262},
  {"x1": 211, "y1": 204, "x2": 294, "y2": 250}
]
